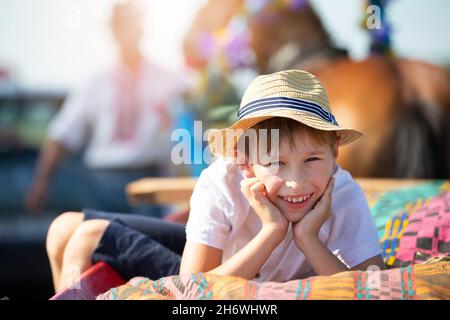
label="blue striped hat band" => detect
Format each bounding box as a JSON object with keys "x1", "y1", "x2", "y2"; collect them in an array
[{"x1": 237, "y1": 96, "x2": 338, "y2": 125}]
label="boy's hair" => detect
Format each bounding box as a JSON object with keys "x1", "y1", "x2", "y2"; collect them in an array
[
  {"x1": 238, "y1": 117, "x2": 337, "y2": 164},
  {"x1": 253, "y1": 117, "x2": 337, "y2": 148}
]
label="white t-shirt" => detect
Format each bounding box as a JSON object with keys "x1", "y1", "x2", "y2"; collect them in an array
[
  {"x1": 186, "y1": 157, "x2": 381, "y2": 282},
  {"x1": 47, "y1": 61, "x2": 186, "y2": 169}
]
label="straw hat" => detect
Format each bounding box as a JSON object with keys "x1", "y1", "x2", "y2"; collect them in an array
[{"x1": 207, "y1": 69, "x2": 363, "y2": 157}]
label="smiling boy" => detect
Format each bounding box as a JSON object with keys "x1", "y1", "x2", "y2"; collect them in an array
[{"x1": 180, "y1": 69, "x2": 384, "y2": 281}]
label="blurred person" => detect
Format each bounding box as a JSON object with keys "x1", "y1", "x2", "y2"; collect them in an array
[{"x1": 26, "y1": 0, "x2": 186, "y2": 215}]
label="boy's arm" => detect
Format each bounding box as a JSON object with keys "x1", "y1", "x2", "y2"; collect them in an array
[
  {"x1": 179, "y1": 226, "x2": 285, "y2": 280},
  {"x1": 180, "y1": 173, "x2": 289, "y2": 279},
  {"x1": 207, "y1": 226, "x2": 284, "y2": 279},
  {"x1": 296, "y1": 236, "x2": 385, "y2": 275},
  {"x1": 293, "y1": 177, "x2": 385, "y2": 275},
  {"x1": 293, "y1": 177, "x2": 350, "y2": 275},
  {"x1": 352, "y1": 254, "x2": 385, "y2": 271},
  {"x1": 295, "y1": 235, "x2": 349, "y2": 275},
  {"x1": 179, "y1": 241, "x2": 223, "y2": 274},
  {"x1": 207, "y1": 175, "x2": 289, "y2": 279}
]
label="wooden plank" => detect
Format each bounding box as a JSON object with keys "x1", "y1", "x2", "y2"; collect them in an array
[
  {"x1": 126, "y1": 177, "x2": 197, "y2": 206},
  {"x1": 126, "y1": 177, "x2": 431, "y2": 206},
  {"x1": 355, "y1": 178, "x2": 429, "y2": 193}
]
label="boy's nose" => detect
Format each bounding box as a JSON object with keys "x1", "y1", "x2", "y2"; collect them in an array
[{"x1": 285, "y1": 180, "x2": 304, "y2": 192}]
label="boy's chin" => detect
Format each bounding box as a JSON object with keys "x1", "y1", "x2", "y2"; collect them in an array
[{"x1": 282, "y1": 211, "x2": 306, "y2": 223}]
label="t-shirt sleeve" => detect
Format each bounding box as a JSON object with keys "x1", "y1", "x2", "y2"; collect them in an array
[
  {"x1": 327, "y1": 184, "x2": 381, "y2": 269},
  {"x1": 185, "y1": 173, "x2": 231, "y2": 250},
  {"x1": 46, "y1": 84, "x2": 91, "y2": 152}
]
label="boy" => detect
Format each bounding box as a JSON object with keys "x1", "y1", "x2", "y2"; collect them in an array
[
  {"x1": 180, "y1": 69, "x2": 384, "y2": 280},
  {"x1": 47, "y1": 70, "x2": 383, "y2": 293}
]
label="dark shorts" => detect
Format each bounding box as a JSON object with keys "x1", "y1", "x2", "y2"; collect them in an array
[{"x1": 83, "y1": 209, "x2": 186, "y2": 280}]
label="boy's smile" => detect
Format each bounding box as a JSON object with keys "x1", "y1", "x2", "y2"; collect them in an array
[
  {"x1": 276, "y1": 191, "x2": 317, "y2": 222},
  {"x1": 248, "y1": 129, "x2": 338, "y2": 223},
  {"x1": 279, "y1": 192, "x2": 314, "y2": 209}
]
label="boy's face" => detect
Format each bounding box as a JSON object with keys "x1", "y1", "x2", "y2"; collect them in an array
[{"x1": 245, "y1": 130, "x2": 338, "y2": 223}]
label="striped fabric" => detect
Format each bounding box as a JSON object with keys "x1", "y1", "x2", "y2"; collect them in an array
[
  {"x1": 97, "y1": 257, "x2": 450, "y2": 300},
  {"x1": 237, "y1": 96, "x2": 338, "y2": 125}
]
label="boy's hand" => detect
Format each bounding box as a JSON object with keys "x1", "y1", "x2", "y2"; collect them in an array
[
  {"x1": 293, "y1": 177, "x2": 335, "y2": 247},
  {"x1": 240, "y1": 177, "x2": 289, "y2": 239}
]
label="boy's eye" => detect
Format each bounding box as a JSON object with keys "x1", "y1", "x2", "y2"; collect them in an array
[
  {"x1": 263, "y1": 161, "x2": 285, "y2": 167},
  {"x1": 306, "y1": 157, "x2": 320, "y2": 162}
]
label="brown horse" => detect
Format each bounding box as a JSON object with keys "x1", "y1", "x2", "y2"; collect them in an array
[
  {"x1": 184, "y1": 0, "x2": 450, "y2": 178},
  {"x1": 312, "y1": 57, "x2": 450, "y2": 178}
]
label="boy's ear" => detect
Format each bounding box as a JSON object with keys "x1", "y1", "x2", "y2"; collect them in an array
[
  {"x1": 239, "y1": 163, "x2": 255, "y2": 178},
  {"x1": 333, "y1": 136, "x2": 340, "y2": 159}
]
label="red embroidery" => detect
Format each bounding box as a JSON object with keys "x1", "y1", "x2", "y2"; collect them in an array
[{"x1": 112, "y1": 71, "x2": 140, "y2": 142}]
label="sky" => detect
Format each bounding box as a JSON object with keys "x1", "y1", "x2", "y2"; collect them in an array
[{"x1": 0, "y1": 0, "x2": 449, "y2": 91}]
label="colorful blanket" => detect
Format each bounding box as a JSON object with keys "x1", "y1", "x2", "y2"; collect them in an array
[
  {"x1": 98, "y1": 182, "x2": 450, "y2": 300},
  {"x1": 376, "y1": 182, "x2": 449, "y2": 267},
  {"x1": 97, "y1": 257, "x2": 450, "y2": 300}
]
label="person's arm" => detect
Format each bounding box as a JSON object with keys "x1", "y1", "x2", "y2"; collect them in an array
[
  {"x1": 180, "y1": 225, "x2": 285, "y2": 279},
  {"x1": 180, "y1": 175, "x2": 288, "y2": 279},
  {"x1": 293, "y1": 177, "x2": 347, "y2": 275},
  {"x1": 352, "y1": 254, "x2": 385, "y2": 271},
  {"x1": 294, "y1": 177, "x2": 386, "y2": 275},
  {"x1": 207, "y1": 225, "x2": 284, "y2": 279},
  {"x1": 25, "y1": 138, "x2": 68, "y2": 213},
  {"x1": 295, "y1": 234, "x2": 349, "y2": 276},
  {"x1": 295, "y1": 236, "x2": 385, "y2": 275},
  {"x1": 179, "y1": 242, "x2": 223, "y2": 274}
]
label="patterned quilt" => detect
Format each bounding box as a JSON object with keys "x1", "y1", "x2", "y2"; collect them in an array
[
  {"x1": 97, "y1": 257, "x2": 449, "y2": 300},
  {"x1": 98, "y1": 181, "x2": 450, "y2": 300}
]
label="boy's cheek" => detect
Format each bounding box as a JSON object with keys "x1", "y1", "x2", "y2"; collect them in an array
[
  {"x1": 315, "y1": 163, "x2": 335, "y2": 187},
  {"x1": 315, "y1": 174, "x2": 334, "y2": 199},
  {"x1": 259, "y1": 175, "x2": 284, "y2": 197}
]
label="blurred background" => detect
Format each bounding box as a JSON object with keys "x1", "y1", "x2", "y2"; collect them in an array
[{"x1": 0, "y1": 0, "x2": 449, "y2": 299}]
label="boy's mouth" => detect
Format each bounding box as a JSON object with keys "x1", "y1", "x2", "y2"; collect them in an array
[{"x1": 279, "y1": 193, "x2": 313, "y2": 210}]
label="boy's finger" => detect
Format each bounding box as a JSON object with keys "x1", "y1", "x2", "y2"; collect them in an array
[
  {"x1": 251, "y1": 182, "x2": 270, "y2": 199},
  {"x1": 325, "y1": 177, "x2": 335, "y2": 194},
  {"x1": 250, "y1": 182, "x2": 272, "y2": 206},
  {"x1": 317, "y1": 177, "x2": 334, "y2": 205},
  {"x1": 240, "y1": 177, "x2": 259, "y2": 190},
  {"x1": 329, "y1": 176, "x2": 335, "y2": 187},
  {"x1": 323, "y1": 177, "x2": 335, "y2": 205},
  {"x1": 249, "y1": 182, "x2": 265, "y2": 197},
  {"x1": 240, "y1": 178, "x2": 260, "y2": 198},
  {"x1": 239, "y1": 165, "x2": 255, "y2": 178}
]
